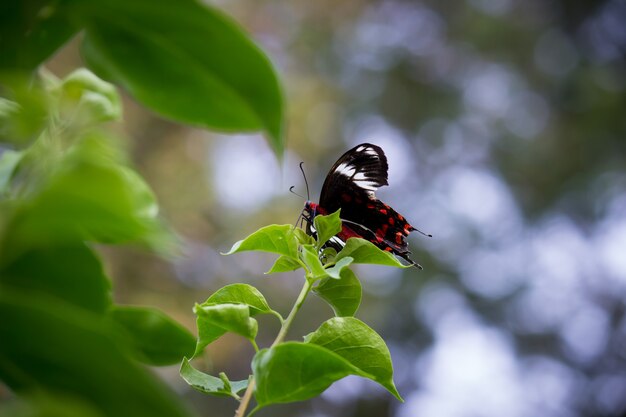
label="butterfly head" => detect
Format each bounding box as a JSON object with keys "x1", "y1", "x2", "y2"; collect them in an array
[
  {"x1": 304, "y1": 201, "x2": 316, "y2": 216},
  {"x1": 303, "y1": 201, "x2": 327, "y2": 223},
  {"x1": 304, "y1": 201, "x2": 328, "y2": 221},
  {"x1": 302, "y1": 201, "x2": 330, "y2": 239}
]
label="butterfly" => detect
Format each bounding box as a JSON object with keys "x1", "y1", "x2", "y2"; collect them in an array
[{"x1": 302, "y1": 143, "x2": 428, "y2": 269}]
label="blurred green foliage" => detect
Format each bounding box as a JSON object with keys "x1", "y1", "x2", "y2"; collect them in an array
[
  {"x1": 1, "y1": 0, "x2": 284, "y2": 154},
  {"x1": 0, "y1": 67, "x2": 197, "y2": 417},
  {"x1": 0, "y1": 0, "x2": 285, "y2": 416}
]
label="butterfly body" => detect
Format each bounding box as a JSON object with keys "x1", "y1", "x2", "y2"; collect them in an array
[{"x1": 303, "y1": 143, "x2": 424, "y2": 269}]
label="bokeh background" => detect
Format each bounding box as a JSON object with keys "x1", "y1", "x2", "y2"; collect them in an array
[{"x1": 47, "y1": 0, "x2": 626, "y2": 416}]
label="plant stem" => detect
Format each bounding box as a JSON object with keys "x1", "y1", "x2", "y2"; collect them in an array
[
  {"x1": 234, "y1": 378, "x2": 255, "y2": 417},
  {"x1": 272, "y1": 278, "x2": 313, "y2": 347},
  {"x1": 234, "y1": 278, "x2": 314, "y2": 417}
]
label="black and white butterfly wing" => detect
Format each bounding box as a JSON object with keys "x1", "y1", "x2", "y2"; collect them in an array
[{"x1": 319, "y1": 143, "x2": 388, "y2": 213}]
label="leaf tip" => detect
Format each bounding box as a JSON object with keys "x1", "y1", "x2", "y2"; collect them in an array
[{"x1": 221, "y1": 240, "x2": 243, "y2": 256}]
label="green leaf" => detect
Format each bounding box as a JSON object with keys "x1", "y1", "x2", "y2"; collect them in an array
[
  {"x1": 203, "y1": 283, "x2": 273, "y2": 316},
  {"x1": 1, "y1": 133, "x2": 173, "y2": 259},
  {"x1": 0, "y1": 394, "x2": 102, "y2": 417},
  {"x1": 193, "y1": 284, "x2": 277, "y2": 356},
  {"x1": 179, "y1": 357, "x2": 247, "y2": 399},
  {"x1": 304, "y1": 317, "x2": 402, "y2": 400},
  {"x1": 193, "y1": 303, "x2": 258, "y2": 356},
  {"x1": 0, "y1": 98, "x2": 20, "y2": 118},
  {"x1": 266, "y1": 255, "x2": 302, "y2": 274},
  {"x1": 0, "y1": 76, "x2": 49, "y2": 145},
  {"x1": 321, "y1": 246, "x2": 338, "y2": 263},
  {"x1": 78, "y1": 0, "x2": 284, "y2": 155},
  {"x1": 314, "y1": 269, "x2": 362, "y2": 317},
  {"x1": 252, "y1": 342, "x2": 369, "y2": 407},
  {"x1": 300, "y1": 244, "x2": 328, "y2": 280},
  {"x1": 313, "y1": 210, "x2": 342, "y2": 249},
  {"x1": 336, "y1": 238, "x2": 410, "y2": 268},
  {"x1": 0, "y1": 290, "x2": 195, "y2": 417},
  {"x1": 0, "y1": 1, "x2": 79, "y2": 71},
  {"x1": 224, "y1": 224, "x2": 298, "y2": 258},
  {"x1": 324, "y1": 256, "x2": 353, "y2": 279},
  {"x1": 0, "y1": 150, "x2": 24, "y2": 194},
  {"x1": 293, "y1": 227, "x2": 315, "y2": 246},
  {"x1": 109, "y1": 305, "x2": 195, "y2": 366},
  {"x1": 56, "y1": 68, "x2": 122, "y2": 124},
  {"x1": 0, "y1": 244, "x2": 111, "y2": 315}
]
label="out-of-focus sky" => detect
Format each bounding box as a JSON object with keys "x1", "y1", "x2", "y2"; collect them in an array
[{"x1": 49, "y1": 0, "x2": 626, "y2": 416}]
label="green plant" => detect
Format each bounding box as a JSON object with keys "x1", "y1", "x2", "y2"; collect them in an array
[
  {"x1": 0, "y1": 67, "x2": 199, "y2": 417},
  {"x1": 182, "y1": 211, "x2": 409, "y2": 416},
  {"x1": 1, "y1": 1, "x2": 283, "y2": 416}
]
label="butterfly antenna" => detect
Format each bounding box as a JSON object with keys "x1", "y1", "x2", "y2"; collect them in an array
[
  {"x1": 299, "y1": 162, "x2": 310, "y2": 200},
  {"x1": 289, "y1": 186, "x2": 306, "y2": 200}
]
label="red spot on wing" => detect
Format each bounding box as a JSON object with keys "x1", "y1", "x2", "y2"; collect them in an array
[
  {"x1": 337, "y1": 224, "x2": 362, "y2": 241},
  {"x1": 377, "y1": 223, "x2": 390, "y2": 236}
]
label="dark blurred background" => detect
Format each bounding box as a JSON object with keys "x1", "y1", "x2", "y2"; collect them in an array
[{"x1": 47, "y1": 0, "x2": 626, "y2": 416}]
